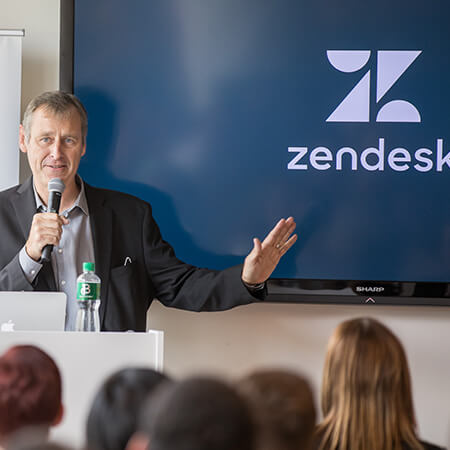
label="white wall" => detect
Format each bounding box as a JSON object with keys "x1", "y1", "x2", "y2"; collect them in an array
[
  {"x1": 0, "y1": 0, "x2": 60, "y2": 181},
  {"x1": 1, "y1": 1, "x2": 449, "y2": 448}
]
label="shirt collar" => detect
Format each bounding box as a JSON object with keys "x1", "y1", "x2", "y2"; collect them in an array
[{"x1": 33, "y1": 176, "x2": 89, "y2": 216}]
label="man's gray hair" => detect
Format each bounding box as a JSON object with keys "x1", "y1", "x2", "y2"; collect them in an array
[{"x1": 22, "y1": 91, "x2": 88, "y2": 142}]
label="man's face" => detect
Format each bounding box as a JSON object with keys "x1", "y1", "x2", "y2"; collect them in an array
[{"x1": 19, "y1": 106, "x2": 86, "y2": 194}]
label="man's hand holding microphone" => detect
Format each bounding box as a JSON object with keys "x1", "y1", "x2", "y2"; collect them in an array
[{"x1": 25, "y1": 178, "x2": 67, "y2": 263}]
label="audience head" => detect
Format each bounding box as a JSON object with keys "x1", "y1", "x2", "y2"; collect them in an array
[
  {"x1": 135, "y1": 376, "x2": 255, "y2": 450},
  {"x1": 86, "y1": 367, "x2": 170, "y2": 450},
  {"x1": 317, "y1": 317, "x2": 421, "y2": 450},
  {"x1": 0, "y1": 345, "x2": 63, "y2": 442},
  {"x1": 238, "y1": 369, "x2": 316, "y2": 450}
]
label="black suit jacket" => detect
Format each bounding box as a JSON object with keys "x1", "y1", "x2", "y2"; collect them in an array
[{"x1": 0, "y1": 178, "x2": 263, "y2": 331}]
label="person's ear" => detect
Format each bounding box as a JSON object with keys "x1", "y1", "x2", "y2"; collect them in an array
[
  {"x1": 126, "y1": 432, "x2": 150, "y2": 450},
  {"x1": 19, "y1": 124, "x2": 28, "y2": 154},
  {"x1": 52, "y1": 403, "x2": 64, "y2": 426}
]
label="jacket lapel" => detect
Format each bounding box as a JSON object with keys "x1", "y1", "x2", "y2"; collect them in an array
[
  {"x1": 13, "y1": 178, "x2": 57, "y2": 291},
  {"x1": 84, "y1": 183, "x2": 112, "y2": 328},
  {"x1": 13, "y1": 178, "x2": 37, "y2": 241}
]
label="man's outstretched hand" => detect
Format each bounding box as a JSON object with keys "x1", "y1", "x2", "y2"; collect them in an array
[{"x1": 242, "y1": 217, "x2": 297, "y2": 285}]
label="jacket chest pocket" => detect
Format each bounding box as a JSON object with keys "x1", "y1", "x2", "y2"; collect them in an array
[{"x1": 110, "y1": 262, "x2": 134, "y2": 278}]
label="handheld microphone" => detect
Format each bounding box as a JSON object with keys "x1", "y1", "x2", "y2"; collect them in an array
[{"x1": 40, "y1": 178, "x2": 66, "y2": 263}]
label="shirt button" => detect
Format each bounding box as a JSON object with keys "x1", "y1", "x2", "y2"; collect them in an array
[
  {"x1": 58, "y1": 248, "x2": 63, "y2": 254},
  {"x1": 61, "y1": 280, "x2": 66, "y2": 286},
  {"x1": 31, "y1": 270, "x2": 36, "y2": 275},
  {"x1": 64, "y1": 212, "x2": 69, "y2": 218}
]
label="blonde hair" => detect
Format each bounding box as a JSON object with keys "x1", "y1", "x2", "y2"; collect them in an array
[{"x1": 317, "y1": 317, "x2": 423, "y2": 450}]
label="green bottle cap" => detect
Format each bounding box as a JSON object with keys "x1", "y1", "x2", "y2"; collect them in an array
[{"x1": 83, "y1": 262, "x2": 95, "y2": 272}]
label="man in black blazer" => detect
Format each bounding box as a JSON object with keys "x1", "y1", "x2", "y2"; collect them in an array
[{"x1": 0, "y1": 91, "x2": 297, "y2": 331}]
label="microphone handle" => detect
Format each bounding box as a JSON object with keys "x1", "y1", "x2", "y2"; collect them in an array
[{"x1": 40, "y1": 191, "x2": 63, "y2": 263}]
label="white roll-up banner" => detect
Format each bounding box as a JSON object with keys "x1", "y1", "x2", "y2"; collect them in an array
[{"x1": 0, "y1": 30, "x2": 24, "y2": 191}]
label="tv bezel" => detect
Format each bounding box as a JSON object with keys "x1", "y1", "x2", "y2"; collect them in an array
[{"x1": 60, "y1": 0, "x2": 450, "y2": 307}]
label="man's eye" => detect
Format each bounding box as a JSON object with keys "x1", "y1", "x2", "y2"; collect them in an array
[
  {"x1": 40, "y1": 137, "x2": 50, "y2": 143},
  {"x1": 65, "y1": 138, "x2": 75, "y2": 144}
]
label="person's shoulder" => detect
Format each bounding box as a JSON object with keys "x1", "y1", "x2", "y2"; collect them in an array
[
  {"x1": 0, "y1": 178, "x2": 34, "y2": 202},
  {"x1": 419, "y1": 441, "x2": 447, "y2": 450},
  {"x1": 403, "y1": 441, "x2": 448, "y2": 450},
  {"x1": 0, "y1": 183, "x2": 27, "y2": 212},
  {"x1": 84, "y1": 183, "x2": 151, "y2": 209},
  {"x1": 0, "y1": 183, "x2": 22, "y2": 199}
]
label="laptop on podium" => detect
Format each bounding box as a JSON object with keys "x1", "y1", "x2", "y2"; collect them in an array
[{"x1": 0, "y1": 292, "x2": 66, "y2": 331}]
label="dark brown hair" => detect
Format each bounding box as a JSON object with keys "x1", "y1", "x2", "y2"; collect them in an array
[
  {"x1": 238, "y1": 369, "x2": 316, "y2": 450},
  {"x1": 140, "y1": 376, "x2": 255, "y2": 450}
]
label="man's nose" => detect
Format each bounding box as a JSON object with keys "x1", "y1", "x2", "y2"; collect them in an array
[{"x1": 49, "y1": 138, "x2": 63, "y2": 158}]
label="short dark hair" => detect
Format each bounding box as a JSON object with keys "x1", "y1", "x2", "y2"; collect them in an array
[
  {"x1": 22, "y1": 91, "x2": 88, "y2": 142},
  {"x1": 238, "y1": 369, "x2": 316, "y2": 450},
  {"x1": 0, "y1": 345, "x2": 62, "y2": 437},
  {"x1": 86, "y1": 367, "x2": 170, "y2": 450},
  {"x1": 139, "y1": 376, "x2": 255, "y2": 450}
]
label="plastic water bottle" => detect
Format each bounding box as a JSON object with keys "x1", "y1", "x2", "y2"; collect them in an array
[{"x1": 75, "y1": 262, "x2": 101, "y2": 332}]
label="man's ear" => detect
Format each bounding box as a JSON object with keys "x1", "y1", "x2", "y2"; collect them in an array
[
  {"x1": 19, "y1": 124, "x2": 27, "y2": 154},
  {"x1": 126, "y1": 432, "x2": 150, "y2": 450},
  {"x1": 52, "y1": 403, "x2": 64, "y2": 426}
]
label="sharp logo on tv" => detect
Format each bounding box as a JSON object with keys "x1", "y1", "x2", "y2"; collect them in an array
[
  {"x1": 326, "y1": 50, "x2": 422, "y2": 123},
  {"x1": 355, "y1": 286, "x2": 385, "y2": 293},
  {"x1": 287, "y1": 50, "x2": 450, "y2": 173}
]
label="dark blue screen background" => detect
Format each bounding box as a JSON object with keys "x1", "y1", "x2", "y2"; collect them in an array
[{"x1": 74, "y1": 0, "x2": 450, "y2": 283}]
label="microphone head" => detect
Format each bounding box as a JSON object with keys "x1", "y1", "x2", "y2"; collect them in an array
[{"x1": 48, "y1": 178, "x2": 65, "y2": 194}]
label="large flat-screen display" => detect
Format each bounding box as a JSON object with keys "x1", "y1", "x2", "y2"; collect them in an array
[{"x1": 70, "y1": 0, "x2": 450, "y2": 305}]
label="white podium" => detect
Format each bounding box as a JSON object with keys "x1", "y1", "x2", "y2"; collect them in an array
[{"x1": 0, "y1": 330, "x2": 164, "y2": 448}]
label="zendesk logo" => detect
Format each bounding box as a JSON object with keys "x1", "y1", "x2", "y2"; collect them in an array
[
  {"x1": 326, "y1": 50, "x2": 421, "y2": 123},
  {"x1": 287, "y1": 49, "x2": 450, "y2": 172}
]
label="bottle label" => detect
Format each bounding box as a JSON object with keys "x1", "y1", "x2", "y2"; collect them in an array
[{"x1": 77, "y1": 282, "x2": 100, "y2": 301}]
